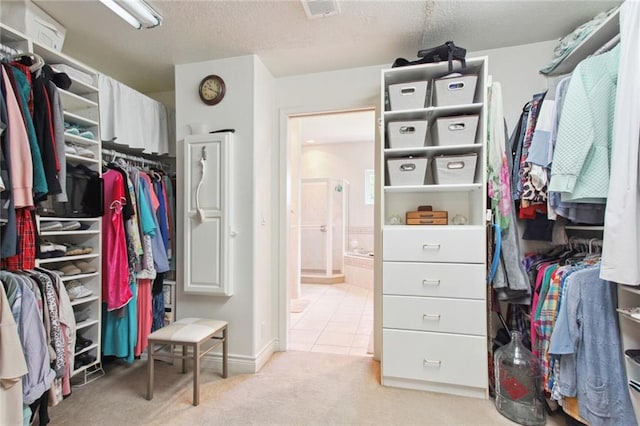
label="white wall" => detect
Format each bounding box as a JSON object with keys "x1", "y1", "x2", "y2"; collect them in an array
[
  {"x1": 273, "y1": 40, "x2": 558, "y2": 359},
  {"x1": 275, "y1": 64, "x2": 383, "y2": 355},
  {"x1": 470, "y1": 40, "x2": 557, "y2": 133},
  {"x1": 148, "y1": 90, "x2": 176, "y2": 108},
  {"x1": 252, "y1": 57, "x2": 276, "y2": 355},
  {"x1": 175, "y1": 55, "x2": 276, "y2": 370},
  {"x1": 301, "y1": 140, "x2": 375, "y2": 252},
  {"x1": 172, "y1": 38, "x2": 558, "y2": 364}
]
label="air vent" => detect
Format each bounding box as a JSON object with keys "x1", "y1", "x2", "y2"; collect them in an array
[{"x1": 301, "y1": 0, "x2": 340, "y2": 19}]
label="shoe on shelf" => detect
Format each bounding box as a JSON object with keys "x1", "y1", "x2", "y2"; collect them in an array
[
  {"x1": 40, "y1": 240, "x2": 67, "y2": 253},
  {"x1": 74, "y1": 352, "x2": 96, "y2": 370},
  {"x1": 65, "y1": 280, "x2": 93, "y2": 300},
  {"x1": 60, "y1": 221, "x2": 82, "y2": 231},
  {"x1": 625, "y1": 349, "x2": 640, "y2": 365},
  {"x1": 63, "y1": 244, "x2": 85, "y2": 256},
  {"x1": 73, "y1": 260, "x2": 97, "y2": 274},
  {"x1": 617, "y1": 307, "x2": 640, "y2": 320},
  {"x1": 40, "y1": 221, "x2": 63, "y2": 231},
  {"x1": 73, "y1": 306, "x2": 91, "y2": 323},
  {"x1": 75, "y1": 335, "x2": 93, "y2": 352},
  {"x1": 57, "y1": 263, "x2": 82, "y2": 276}
]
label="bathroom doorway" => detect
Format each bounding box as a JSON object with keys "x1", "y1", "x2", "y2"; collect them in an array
[{"x1": 286, "y1": 109, "x2": 376, "y2": 356}]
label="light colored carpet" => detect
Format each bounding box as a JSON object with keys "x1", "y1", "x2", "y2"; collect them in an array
[
  {"x1": 289, "y1": 298, "x2": 311, "y2": 313},
  {"x1": 50, "y1": 351, "x2": 565, "y2": 425}
]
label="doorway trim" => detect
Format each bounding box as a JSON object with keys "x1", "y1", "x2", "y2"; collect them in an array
[{"x1": 276, "y1": 104, "x2": 380, "y2": 355}]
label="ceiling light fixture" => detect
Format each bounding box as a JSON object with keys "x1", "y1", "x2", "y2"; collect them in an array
[{"x1": 99, "y1": 0, "x2": 163, "y2": 29}]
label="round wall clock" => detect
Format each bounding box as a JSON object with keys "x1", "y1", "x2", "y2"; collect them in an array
[{"x1": 198, "y1": 74, "x2": 226, "y2": 106}]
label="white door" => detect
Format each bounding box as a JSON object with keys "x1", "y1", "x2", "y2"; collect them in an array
[{"x1": 182, "y1": 132, "x2": 234, "y2": 296}]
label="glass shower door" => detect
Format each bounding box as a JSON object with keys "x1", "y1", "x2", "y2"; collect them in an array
[{"x1": 300, "y1": 179, "x2": 330, "y2": 277}]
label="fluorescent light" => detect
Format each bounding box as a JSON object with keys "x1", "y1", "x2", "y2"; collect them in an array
[
  {"x1": 100, "y1": 0, "x2": 141, "y2": 28},
  {"x1": 123, "y1": 0, "x2": 162, "y2": 27},
  {"x1": 99, "y1": 0, "x2": 163, "y2": 29}
]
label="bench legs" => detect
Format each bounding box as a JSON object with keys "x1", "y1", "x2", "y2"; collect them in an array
[
  {"x1": 147, "y1": 343, "x2": 154, "y2": 400},
  {"x1": 223, "y1": 327, "x2": 228, "y2": 378},
  {"x1": 146, "y1": 325, "x2": 228, "y2": 406}
]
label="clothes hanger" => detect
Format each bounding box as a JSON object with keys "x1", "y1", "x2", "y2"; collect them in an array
[{"x1": 9, "y1": 52, "x2": 45, "y2": 73}]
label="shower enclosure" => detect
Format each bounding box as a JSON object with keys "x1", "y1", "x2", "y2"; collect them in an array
[{"x1": 300, "y1": 177, "x2": 349, "y2": 282}]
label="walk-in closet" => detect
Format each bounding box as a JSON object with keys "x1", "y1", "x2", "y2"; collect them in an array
[{"x1": 2, "y1": 0, "x2": 639, "y2": 425}]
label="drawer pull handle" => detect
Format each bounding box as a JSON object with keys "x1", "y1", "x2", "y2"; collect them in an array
[
  {"x1": 422, "y1": 313, "x2": 441, "y2": 320},
  {"x1": 423, "y1": 359, "x2": 441, "y2": 367},
  {"x1": 422, "y1": 279, "x2": 440, "y2": 286},
  {"x1": 422, "y1": 244, "x2": 441, "y2": 250}
]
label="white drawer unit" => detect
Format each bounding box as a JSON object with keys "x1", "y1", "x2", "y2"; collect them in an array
[
  {"x1": 382, "y1": 226, "x2": 485, "y2": 264},
  {"x1": 383, "y1": 262, "x2": 485, "y2": 299},
  {"x1": 379, "y1": 57, "x2": 488, "y2": 399},
  {"x1": 383, "y1": 295, "x2": 486, "y2": 335},
  {"x1": 383, "y1": 329, "x2": 488, "y2": 390}
]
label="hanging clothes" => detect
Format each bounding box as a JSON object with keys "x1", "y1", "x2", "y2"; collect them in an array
[
  {"x1": 548, "y1": 45, "x2": 620, "y2": 203},
  {"x1": 488, "y1": 82, "x2": 530, "y2": 303},
  {"x1": 550, "y1": 267, "x2": 635, "y2": 425},
  {"x1": 1, "y1": 66, "x2": 33, "y2": 208},
  {"x1": 0, "y1": 270, "x2": 55, "y2": 406},
  {"x1": 5, "y1": 64, "x2": 48, "y2": 200},
  {"x1": 601, "y1": 0, "x2": 640, "y2": 285},
  {"x1": 102, "y1": 169, "x2": 132, "y2": 310},
  {"x1": 0, "y1": 283, "x2": 28, "y2": 426}
]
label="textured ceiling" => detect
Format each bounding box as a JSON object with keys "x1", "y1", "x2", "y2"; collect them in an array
[{"x1": 31, "y1": 0, "x2": 621, "y2": 95}]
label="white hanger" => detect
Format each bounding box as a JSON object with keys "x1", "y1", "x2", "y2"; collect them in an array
[{"x1": 9, "y1": 52, "x2": 45, "y2": 73}]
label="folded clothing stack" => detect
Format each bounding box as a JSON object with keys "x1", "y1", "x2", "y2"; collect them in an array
[
  {"x1": 64, "y1": 121, "x2": 96, "y2": 140},
  {"x1": 65, "y1": 143, "x2": 95, "y2": 158}
]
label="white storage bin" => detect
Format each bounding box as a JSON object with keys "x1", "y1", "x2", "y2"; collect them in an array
[
  {"x1": 1, "y1": 0, "x2": 66, "y2": 51},
  {"x1": 433, "y1": 74, "x2": 478, "y2": 107},
  {"x1": 388, "y1": 81, "x2": 429, "y2": 111},
  {"x1": 387, "y1": 120, "x2": 428, "y2": 149},
  {"x1": 433, "y1": 115, "x2": 479, "y2": 146},
  {"x1": 387, "y1": 157, "x2": 427, "y2": 186},
  {"x1": 433, "y1": 154, "x2": 477, "y2": 185}
]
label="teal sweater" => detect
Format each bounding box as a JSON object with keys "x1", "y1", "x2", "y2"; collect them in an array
[{"x1": 548, "y1": 45, "x2": 620, "y2": 203}]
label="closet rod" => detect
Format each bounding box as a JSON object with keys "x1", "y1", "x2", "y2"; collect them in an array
[{"x1": 101, "y1": 148, "x2": 168, "y2": 169}]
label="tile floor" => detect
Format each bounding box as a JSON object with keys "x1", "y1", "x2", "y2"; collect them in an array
[{"x1": 288, "y1": 283, "x2": 373, "y2": 356}]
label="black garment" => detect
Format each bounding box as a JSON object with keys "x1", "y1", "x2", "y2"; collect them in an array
[
  {"x1": 29, "y1": 389, "x2": 50, "y2": 426},
  {"x1": 31, "y1": 66, "x2": 62, "y2": 197},
  {"x1": 152, "y1": 271, "x2": 165, "y2": 295},
  {"x1": 48, "y1": 163, "x2": 103, "y2": 217}
]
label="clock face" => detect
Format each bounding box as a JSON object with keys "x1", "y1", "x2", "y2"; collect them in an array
[{"x1": 199, "y1": 75, "x2": 225, "y2": 105}]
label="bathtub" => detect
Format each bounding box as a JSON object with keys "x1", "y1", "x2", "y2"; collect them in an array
[{"x1": 344, "y1": 251, "x2": 374, "y2": 291}]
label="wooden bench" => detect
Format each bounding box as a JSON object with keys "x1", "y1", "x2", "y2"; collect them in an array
[{"x1": 146, "y1": 318, "x2": 228, "y2": 406}]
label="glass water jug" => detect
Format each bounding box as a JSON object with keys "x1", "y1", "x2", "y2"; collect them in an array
[{"x1": 494, "y1": 331, "x2": 546, "y2": 426}]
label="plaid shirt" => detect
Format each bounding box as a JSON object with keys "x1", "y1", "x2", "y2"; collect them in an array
[
  {"x1": 535, "y1": 265, "x2": 566, "y2": 392},
  {"x1": 1, "y1": 208, "x2": 36, "y2": 270}
]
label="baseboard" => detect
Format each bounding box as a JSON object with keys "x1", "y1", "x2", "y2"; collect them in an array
[{"x1": 197, "y1": 338, "x2": 278, "y2": 375}]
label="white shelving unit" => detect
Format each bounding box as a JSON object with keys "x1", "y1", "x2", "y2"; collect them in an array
[
  {"x1": 1, "y1": 25, "x2": 106, "y2": 385},
  {"x1": 379, "y1": 57, "x2": 489, "y2": 399},
  {"x1": 618, "y1": 288, "x2": 640, "y2": 415}
]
